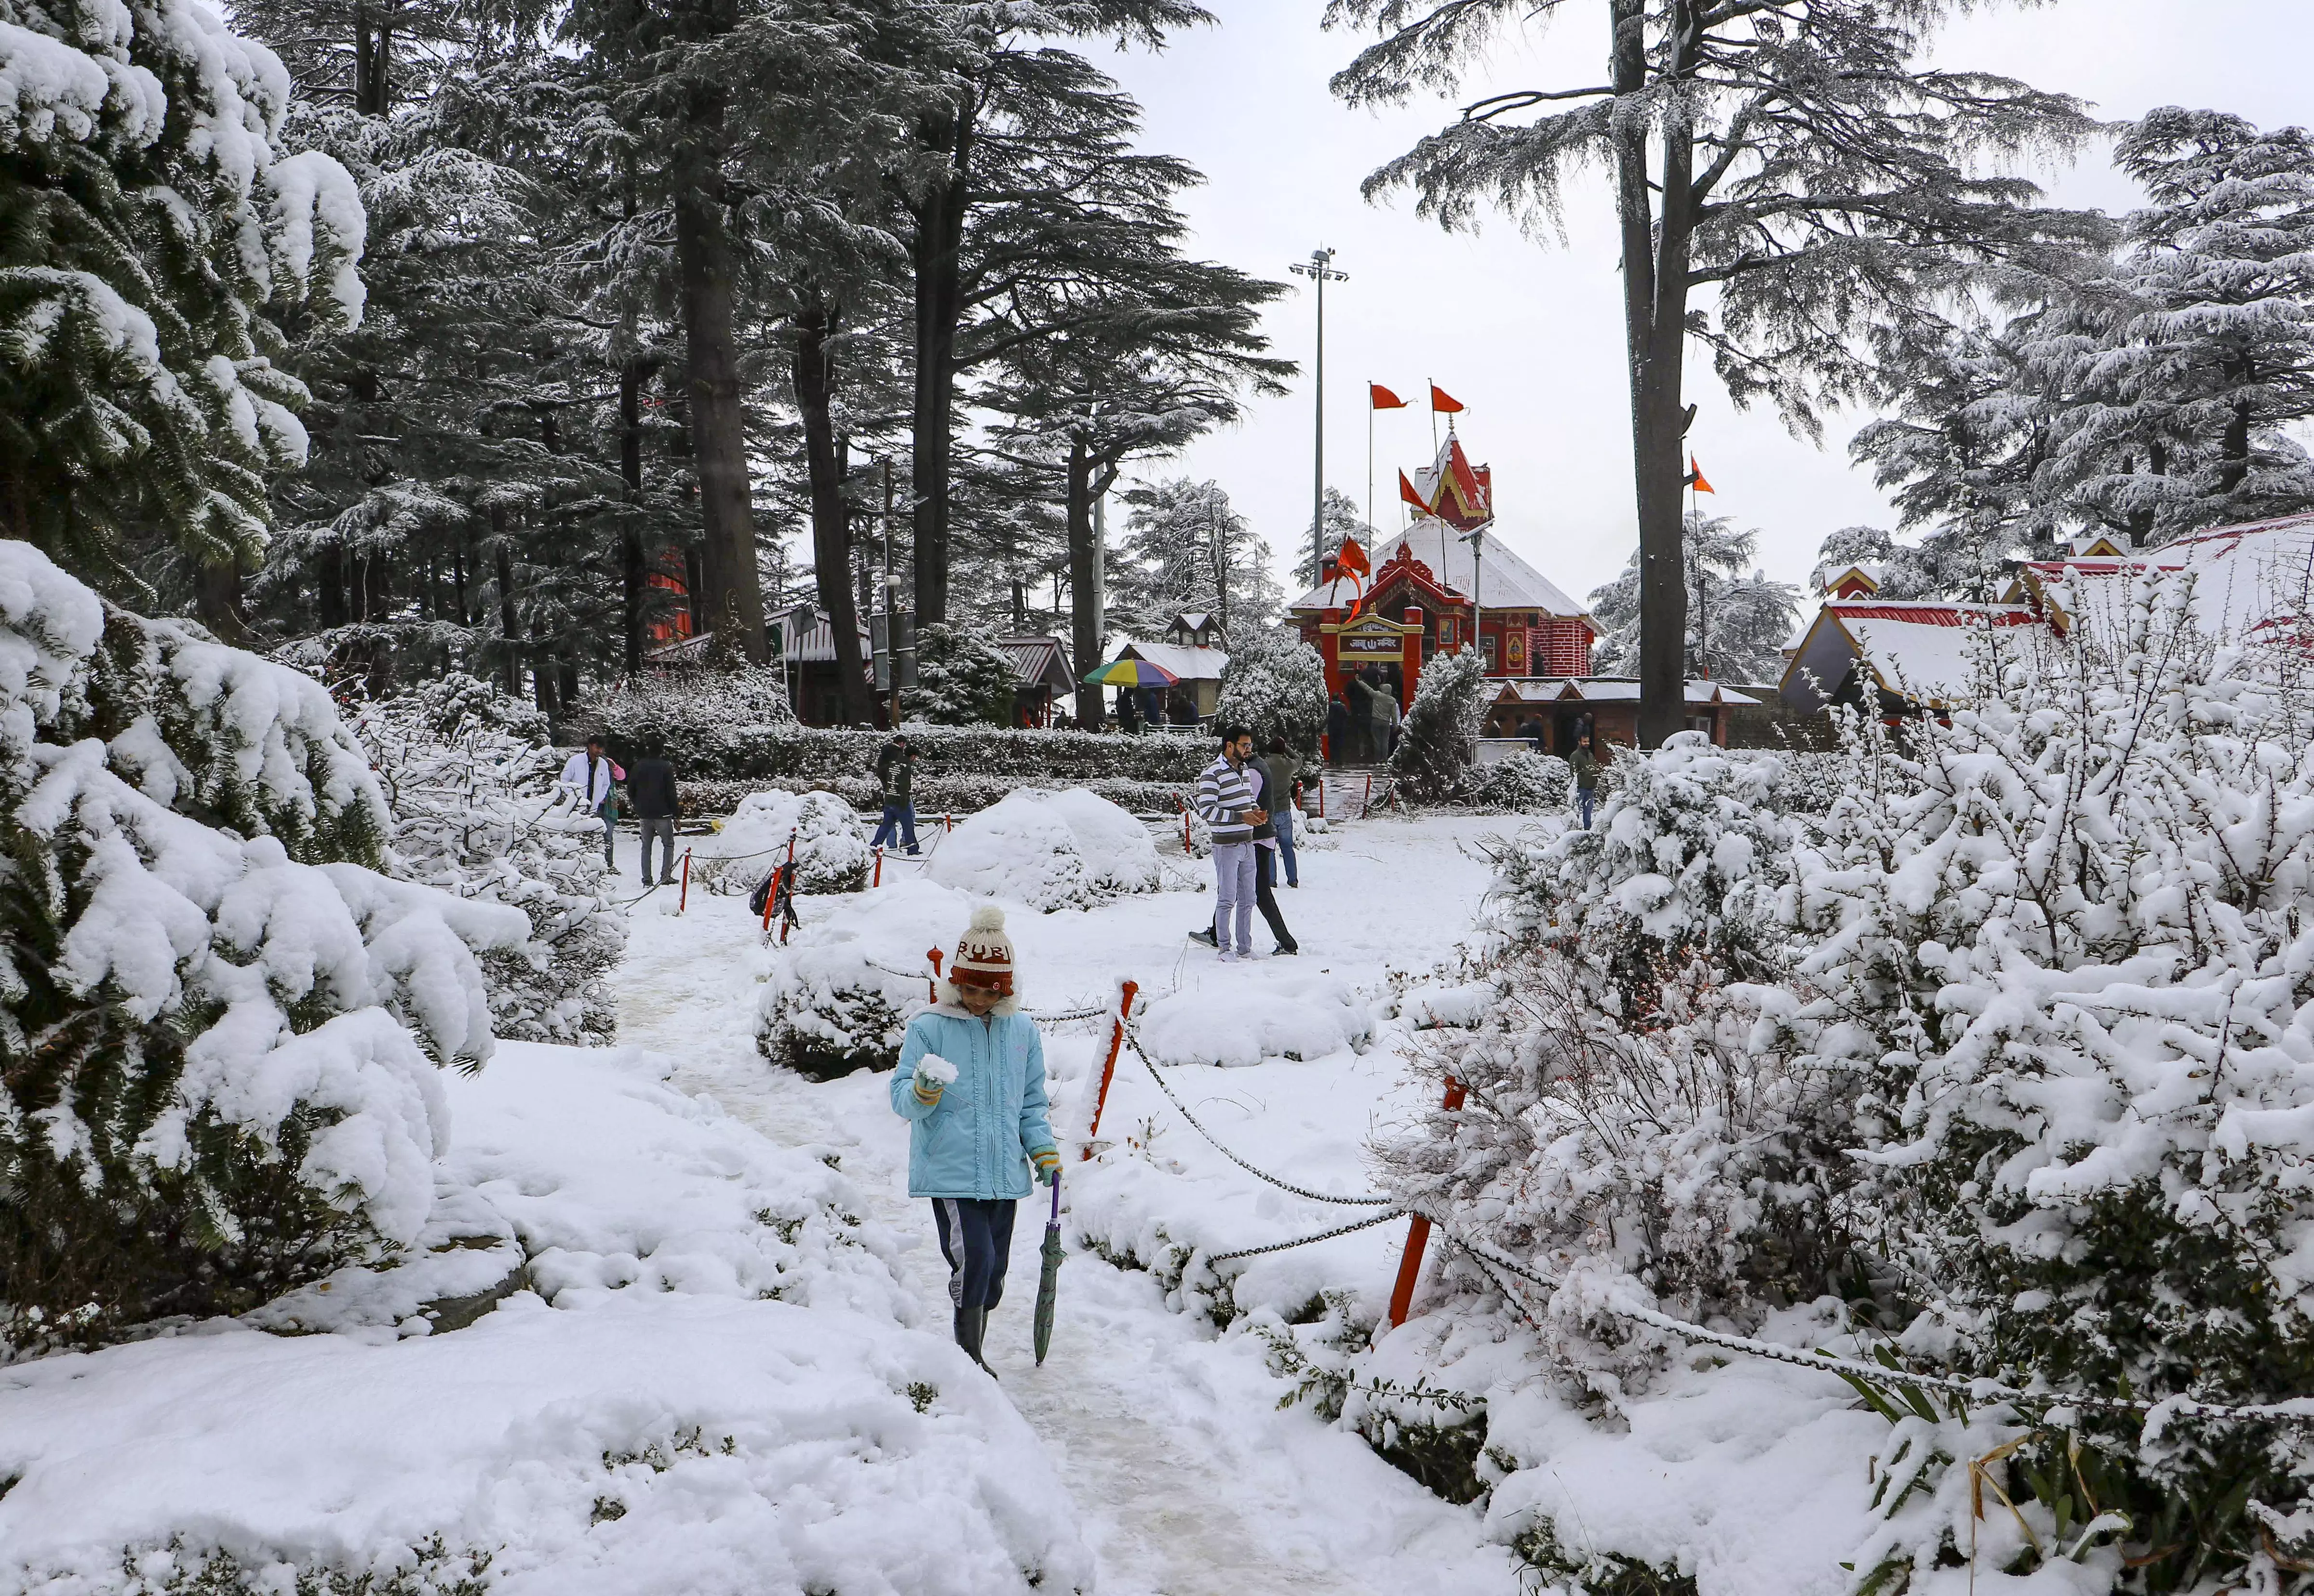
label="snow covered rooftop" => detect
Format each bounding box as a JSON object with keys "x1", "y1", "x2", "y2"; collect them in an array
[
  {"x1": 1288, "y1": 519, "x2": 1592, "y2": 620},
  {"x1": 1781, "y1": 601, "x2": 2039, "y2": 712},
  {"x1": 1116, "y1": 639, "x2": 1230, "y2": 682},
  {"x1": 1492, "y1": 677, "x2": 1761, "y2": 705},
  {"x1": 2016, "y1": 510, "x2": 2314, "y2": 648},
  {"x1": 996, "y1": 635, "x2": 1074, "y2": 694}
]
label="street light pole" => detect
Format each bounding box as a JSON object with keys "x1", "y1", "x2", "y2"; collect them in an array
[{"x1": 1289, "y1": 247, "x2": 1348, "y2": 586}]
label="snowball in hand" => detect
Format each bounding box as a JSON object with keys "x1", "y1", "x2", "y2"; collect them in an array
[{"x1": 915, "y1": 1052, "x2": 959, "y2": 1086}]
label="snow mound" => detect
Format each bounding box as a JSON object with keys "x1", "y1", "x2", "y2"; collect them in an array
[
  {"x1": 1137, "y1": 973, "x2": 1376, "y2": 1068},
  {"x1": 0, "y1": 1044, "x2": 1090, "y2": 1596},
  {"x1": 696, "y1": 789, "x2": 871, "y2": 896},
  {"x1": 927, "y1": 787, "x2": 1161, "y2": 912},
  {"x1": 1398, "y1": 980, "x2": 1494, "y2": 1029}
]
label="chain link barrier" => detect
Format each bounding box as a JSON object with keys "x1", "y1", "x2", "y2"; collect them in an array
[{"x1": 1206, "y1": 1208, "x2": 1407, "y2": 1264}]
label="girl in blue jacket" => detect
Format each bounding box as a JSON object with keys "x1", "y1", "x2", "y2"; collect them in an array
[{"x1": 889, "y1": 904, "x2": 1060, "y2": 1372}]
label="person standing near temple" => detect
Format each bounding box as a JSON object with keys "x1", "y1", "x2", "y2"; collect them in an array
[
  {"x1": 1572, "y1": 730, "x2": 1602, "y2": 829},
  {"x1": 1325, "y1": 693, "x2": 1351, "y2": 765},
  {"x1": 1265, "y1": 736, "x2": 1304, "y2": 889},
  {"x1": 1194, "y1": 724, "x2": 1265, "y2": 962}
]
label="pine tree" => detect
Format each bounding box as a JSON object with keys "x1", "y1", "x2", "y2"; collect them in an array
[
  {"x1": 909, "y1": 622, "x2": 1017, "y2": 725},
  {"x1": 0, "y1": 542, "x2": 525, "y2": 1351},
  {"x1": 0, "y1": 0, "x2": 364, "y2": 608},
  {"x1": 1112, "y1": 479, "x2": 1282, "y2": 644},
  {"x1": 1214, "y1": 629, "x2": 1329, "y2": 758},
  {"x1": 1387, "y1": 642, "x2": 1488, "y2": 801},
  {"x1": 1331, "y1": 0, "x2": 2100, "y2": 743},
  {"x1": 1590, "y1": 513, "x2": 1797, "y2": 684}
]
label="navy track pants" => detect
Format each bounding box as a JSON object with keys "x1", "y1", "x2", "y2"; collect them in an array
[{"x1": 932, "y1": 1197, "x2": 1019, "y2": 1311}]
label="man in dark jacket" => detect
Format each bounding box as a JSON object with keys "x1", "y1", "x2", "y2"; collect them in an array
[
  {"x1": 1325, "y1": 695, "x2": 1351, "y2": 764},
  {"x1": 629, "y1": 750, "x2": 680, "y2": 885},
  {"x1": 1571, "y1": 731, "x2": 1603, "y2": 829},
  {"x1": 873, "y1": 733, "x2": 920, "y2": 855},
  {"x1": 1265, "y1": 736, "x2": 1303, "y2": 888}
]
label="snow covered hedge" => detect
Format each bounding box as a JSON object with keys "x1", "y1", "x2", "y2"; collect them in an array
[
  {"x1": 0, "y1": 545, "x2": 525, "y2": 1353},
  {"x1": 353, "y1": 673, "x2": 624, "y2": 1044}
]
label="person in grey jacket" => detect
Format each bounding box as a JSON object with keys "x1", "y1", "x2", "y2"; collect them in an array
[{"x1": 1265, "y1": 736, "x2": 1303, "y2": 889}]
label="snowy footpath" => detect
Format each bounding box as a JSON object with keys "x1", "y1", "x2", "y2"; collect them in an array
[{"x1": 619, "y1": 813, "x2": 1524, "y2": 1596}]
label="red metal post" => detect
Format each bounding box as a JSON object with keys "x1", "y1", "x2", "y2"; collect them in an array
[
  {"x1": 1364, "y1": 772, "x2": 1373, "y2": 813},
  {"x1": 1387, "y1": 1075, "x2": 1467, "y2": 1328},
  {"x1": 926, "y1": 947, "x2": 944, "y2": 1003},
  {"x1": 873, "y1": 846, "x2": 883, "y2": 888},
  {"x1": 1082, "y1": 979, "x2": 1141, "y2": 1157},
  {"x1": 1181, "y1": 798, "x2": 1192, "y2": 853},
  {"x1": 678, "y1": 849, "x2": 690, "y2": 913},
  {"x1": 1317, "y1": 776, "x2": 1326, "y2": 819}
]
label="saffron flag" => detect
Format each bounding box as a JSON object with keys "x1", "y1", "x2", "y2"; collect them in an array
[
  {"x1": 1689, "y1": 455, "x2": 1715, "y2": 494},
  {"x1": 1335, "y1": 535, "x2": 1372, "y2": 618},
  {"x1": 1429, "y1": 382, "x2": 1465, "y2": 414},
  {"x1": 1398, "y1": 469, "x2": 1431, "y2": 512},
  {"x1": 1370, "y1": 383, "x2": 1407, "y2": 409}
]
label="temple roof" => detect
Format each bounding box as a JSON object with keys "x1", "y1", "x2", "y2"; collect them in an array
[{"x1": 1289, "y1": 519, "x2": 1595, "y2": 624}]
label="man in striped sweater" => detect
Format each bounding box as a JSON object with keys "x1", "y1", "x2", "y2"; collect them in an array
[{"x1": 1196, "y1": 725, "x2": 1266, "y2": 962}]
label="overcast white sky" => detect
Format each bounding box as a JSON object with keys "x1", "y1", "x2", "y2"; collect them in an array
[{"x1": 1096, "y1": 0, "x2": 2308, "y2": 609}]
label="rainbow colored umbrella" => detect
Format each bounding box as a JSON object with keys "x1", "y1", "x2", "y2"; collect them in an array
[{"x1": 1083, "y1": 657, "x2": 1180, "y2": 688}]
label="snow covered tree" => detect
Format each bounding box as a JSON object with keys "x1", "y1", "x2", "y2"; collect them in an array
[
  {"x1": 0, "y1": 543, "x2": 526, "y2": 1352},
  {"x1": 351, "y1": 673, "x2": 623, "y2": 1044},
  {"x1": 910, "y1": 622, "x2": 1017, "y2": 726},
  {"x1": 1332, "y1": 0, "x2": 2100, "y2": 743},
  {"x1": 2036, "y1": 108, "x2": 2314, "y2": 541},
  {"x1": 1589, "y1": 513, "x2": 1797, "y2": 683},
  {"x1": 1213, "y1": 628, "x2": 1329, "y2": 760},
  {"x1": 0, "y1": 0, "x2": 364, "y2": 611},
  {"x1": 1387, "y1": 642, "x2": 1487, "y2": 801},
  {"x1": 1113, "y1": 479, "x2": 1283, "y2": 644}
]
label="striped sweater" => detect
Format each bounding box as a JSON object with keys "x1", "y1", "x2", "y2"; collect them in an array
[{"x1": 1196, "y1": 753, "x2": 1260, "y2": 844}]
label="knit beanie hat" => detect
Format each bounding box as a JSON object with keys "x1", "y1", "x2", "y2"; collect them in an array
[{"x1": 951, "y1": 903, "x2": 1016, "y2": 995}]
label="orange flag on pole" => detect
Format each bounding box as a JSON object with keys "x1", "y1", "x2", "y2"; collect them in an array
[
  {"x1": 1688, "y1": 455, "x2": 1715, "y2": 494},
  {"x1": 1370, "y1": 383, "x2": 1407, "y2": 409},
  {"x1": 1429, "y1": 383, "x2": 1465, "y2": 414},
  {"x1": 1398, "y1": 469, "x2": 1430, "y2": 512}
]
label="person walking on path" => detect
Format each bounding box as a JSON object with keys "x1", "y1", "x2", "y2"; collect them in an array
[
  {"x1": 1195, "y1": 723, "x2": 1265, "y2": 962},
  {"x1": 872, "y1": 732, "x2": 921, "y2": 855},
  {"x1": 1373, "y1": 671, "x2": 1403, "y2": 761},
  {"x1": 558, "y1": 736, "x2": 622, "y2": 869},
  {"x1": 1571, "y1": 731, "x2": 1602, "y2": 829},
  {"x1": 1325, "y1": 695, "x2": 1350, "y2": 765},
  {"x1": 1265, "y1": 736, "x2": 1303, "y2": 889},
  {"x1": 629, "y1": 748, "x2": 680, "y2": 885},
  {"x1": 888, "y1": 905, "x2": 1058, "y2": 1374}
]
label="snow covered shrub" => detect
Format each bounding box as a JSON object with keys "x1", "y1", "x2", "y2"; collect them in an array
[
  {"x1": 694, "y1": 789, "x2": 871, "y2": 896},
  {"x1": 927, "y1": 789, "x2": 1162, "y2": 912},
  {"x1": 912, "y1": 622, "x2": 1018, "y2": 725},
  {"x1": 352, "y1": 673, "x2": 623, "y2": 1044},
  {"x1": 1754, "y1": 576, "x2": 2314, "y2": 1591},
  {"x1": 756, "y1": 881, "x2": 974, "y2": 1077},
  {"x1": 0, "y1": 546, "x2": 526, "y2": 1351},
  {"x1": 1463, "y1": 751, "x2": 1568, "y2": 813},
  {"x1": 1491, "y1": 732, "x2": 1799, "y2": 1016},
  {"x1": 1215, "y1": 629, "x2": 1330, "y2": 758},
  {"x1": 1387, "y1": 645, "x2": 1487, "y2": 801}
]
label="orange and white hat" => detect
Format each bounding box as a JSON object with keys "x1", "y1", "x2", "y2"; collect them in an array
[{"x1": 951, "y1": 904, "x2": 1016, "y2": 995}]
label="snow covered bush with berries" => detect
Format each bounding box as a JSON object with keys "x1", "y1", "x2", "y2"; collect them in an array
[
  {"x1": 694, "y1": 788, "x2": 872, "y2": 897},
  {"x1": 0, "y1": 545, "x2": 526, "y2": 1353},
  {"x1": 352, "y1": 674, "x2": 624, "y2": 1045},
  {"x1": 927, "y1": 788, "x2": 1162, "y2": 911}
]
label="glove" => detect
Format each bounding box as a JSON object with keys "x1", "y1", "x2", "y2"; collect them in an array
[
  {"x1": 914, "y1": 1052, "x2": 957, "y2": 1107},
  {"x1": 1030, "y1": 1146, "x2": 1061, "y2": 1186}
]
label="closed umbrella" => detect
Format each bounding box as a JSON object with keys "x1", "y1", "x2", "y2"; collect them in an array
[{"x1": 1033, "y1": 1175, "x2": 1064, "y2": 1365}]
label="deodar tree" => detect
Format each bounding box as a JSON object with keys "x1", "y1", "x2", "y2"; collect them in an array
[{"x1": 1326, "y1": 0, "x2": 2100, "y2": 743}]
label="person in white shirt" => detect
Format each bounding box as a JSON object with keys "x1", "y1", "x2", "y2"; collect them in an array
[{"x1": 557, "y1": 736, "x2": 624, "y2": 868}]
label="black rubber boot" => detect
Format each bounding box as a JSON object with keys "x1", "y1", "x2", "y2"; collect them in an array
[{"x1": 953, "y1": 1305, "x2": 996, "y2": 1377}]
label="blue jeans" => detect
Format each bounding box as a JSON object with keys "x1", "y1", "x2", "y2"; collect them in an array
[
  {"x1": 933, "y1": 1197, "x2": 1018, "y2": 1311},
  {"x1": 1211, "y1": 840, "x2": 1256, "y2": 954},
  {"x1": 593, "y1": 798, "x2": 617, "y2": 865},
  {"x1": 872, "y1": 803, "x2": 919, "y2": 853},
  {"x1": 1273, "y1": 805, "x2": 1299, "y2": 886},
  {"x1": 1578, "y1": 788, "x2": 1595, "y2": 829}
]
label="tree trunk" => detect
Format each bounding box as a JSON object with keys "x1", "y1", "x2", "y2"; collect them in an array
[
  {"x1": 791, "y1": 300, "x2": 875, "y2": 726},
  {"x1": 531, "y1": 616, "x2": 559, "y2": 725},
  {"x1": 453, "y1": 528, "x2": 470, "y2": 629},
  {"x1": 1617, "y1": 0, "x2": 1696, "y2": 749},
  {"x1": 2220, "y1": 365, "x2": 2254, "y2": 501},
  {"x1": 316, "y1": 541, "x2": 348, "y2": 630},
  {"x1": 619, "y1": 360, "x2": 647, "y2": 674},
  {"x1": 1066, "y1": 439, "x2": 1104, "y2": 728},
  {"x1": 194, "y1": 558, "x2": 246, "y2": 645},
  {"x1": 673, "y1": 180, "x2": 767, "y2": 663},
  {"x1": 909, "y1": 97, "x2": 976, "y2": 626},
  {"x1": 494, "y1": 517, "x2": 520, "y2": 696}
]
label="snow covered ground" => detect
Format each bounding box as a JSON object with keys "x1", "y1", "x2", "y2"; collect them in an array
[{"x1": 620, "y1": 810, "x2": 1528, "y2": 1595}]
